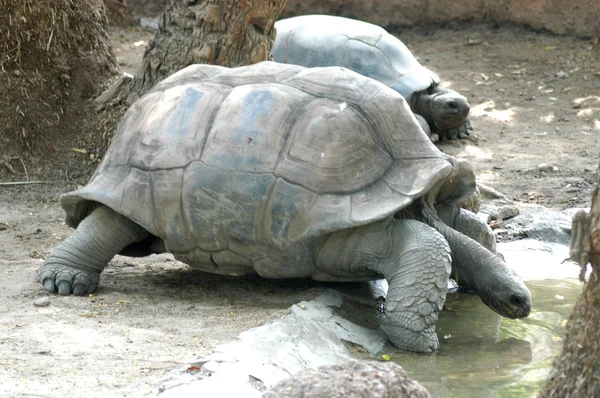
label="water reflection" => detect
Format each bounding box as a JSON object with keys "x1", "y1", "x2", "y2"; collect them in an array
[{"x1": 379, "y1": 279, "x2": 581, "y2": 398}]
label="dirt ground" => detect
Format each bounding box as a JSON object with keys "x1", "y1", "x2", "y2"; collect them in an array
[{"x1": 0, "y1": 20, "x2": 599, "y2": 397}]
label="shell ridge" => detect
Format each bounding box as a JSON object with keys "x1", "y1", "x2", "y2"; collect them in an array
[
  {"x1": 272, "y1": 96, "x2": 315, "y2": 172},
  {"x1": 257, "y1": 176, "x2": 279, "y2": 247},
  {"x1": 197, "y1": 84, "x2": 232, "y2": 159},
  {"x1": 200, "y1": 86, "x2": 237, "y2": 161}
]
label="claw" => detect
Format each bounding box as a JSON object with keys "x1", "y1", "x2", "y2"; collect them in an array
[
  {"x1": 73, "y1": 284, "x2": 87, "y2": 296},
  {"x1": 43, "y1": 279, "x2": 56, "y2": 293},
  {"x1": 58, "y1": 280, "x2": 72, "y2": 296}
]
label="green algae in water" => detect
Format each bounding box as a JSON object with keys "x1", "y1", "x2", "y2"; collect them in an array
[{"x1": 379, "y1": 279, "x2": 581, "y2": 398}]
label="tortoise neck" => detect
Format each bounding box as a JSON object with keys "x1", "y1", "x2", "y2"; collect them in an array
[{"x1": 410, "y1": 91, "x2": 438, "y2": 130}]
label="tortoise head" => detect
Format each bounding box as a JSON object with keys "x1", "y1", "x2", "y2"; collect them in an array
[
  {"x1": 425, "y1": 224, "x2": 532, "y2": 320},
  {"x1": 478, "y1": 260, "x2": 532, "y2": 319},
  {"x1": 431, "y1": 91, "x2": 470, "y2": 130}
]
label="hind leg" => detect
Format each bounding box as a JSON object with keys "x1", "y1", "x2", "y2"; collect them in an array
[{"x1": 38, "y1": 205, "x2": 149, "y2": 296}]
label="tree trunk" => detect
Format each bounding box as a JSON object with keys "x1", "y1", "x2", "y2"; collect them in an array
[
  {"x1": 130, "y1": 0, "x2": 287, "y2": 99},
  {"x1": 104, "y1": 0, "x2": 136, "y2": 27},
  {"x1": 539, "y1": 158, "x2": 600, "y2": 397}
]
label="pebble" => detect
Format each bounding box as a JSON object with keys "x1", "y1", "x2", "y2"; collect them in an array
[
  {"x1": 555, "y1": 71, "x2": 569, "y2": 78},
  {"x1": 537, "y1": 163, "x2": 559, "y2": 172},
  {"x1": 140, "y1": 17, "x2": 159, "y2": 31},
  {"x1": 34, "y1": 297, "x2": 51, "y2": 307}
]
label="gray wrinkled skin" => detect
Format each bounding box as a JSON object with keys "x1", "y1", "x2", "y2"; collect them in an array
[
  {"x1": 37, "y1": 62, "x2": 530, "y2": 353},
  {"x1": 272, "y1": 15, "x2": 472, "y2": 141},
  {"x1": 262, "y1": 360, "x2": 431, "y2": 398}
]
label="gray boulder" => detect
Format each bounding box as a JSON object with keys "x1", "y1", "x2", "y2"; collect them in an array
[{"x1": 261, "y1": 360, "x2": 431, "y2": 398}]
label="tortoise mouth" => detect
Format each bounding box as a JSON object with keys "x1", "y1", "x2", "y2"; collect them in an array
[{"x1": 482, "y1": 292, "x2": 532, "y2": 319}]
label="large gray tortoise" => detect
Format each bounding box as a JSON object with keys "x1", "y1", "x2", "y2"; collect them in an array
[
  {"x1": 37, "y1": 62, "x2": 530, "y2": 353},
  {"x1": 272, "y1": 14, "x2": 472, "y2": 141}
]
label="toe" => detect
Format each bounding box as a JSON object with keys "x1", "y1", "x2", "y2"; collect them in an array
[
  {"x1": 87, "y1": 283, "x2": 98, "y2": 294},
  {"x1": 43, "y1": 279, "x2": 56, "y2": 293},
  {"x1": 72, "y1": 284, "x2": 87, "y2": 296},
  {"x1": 58, "y1": 280, "x2": 72, "y2": 296}
]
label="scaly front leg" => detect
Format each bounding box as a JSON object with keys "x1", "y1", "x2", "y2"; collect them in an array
[
  {"x1": 316, "y1": 218, "x2": 451, "y2": 353},
  {"x1": 38, "y1": 205, "x2": 149, "y2": 296}
]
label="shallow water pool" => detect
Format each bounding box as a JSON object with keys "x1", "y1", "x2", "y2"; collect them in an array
[{"x1": 381, "y1": 279, "x2": 581, "y2": 398}]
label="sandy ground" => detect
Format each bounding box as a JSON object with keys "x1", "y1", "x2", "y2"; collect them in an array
[{"x1": 0, "y1": 21, "x2": 598, "y2": 397}]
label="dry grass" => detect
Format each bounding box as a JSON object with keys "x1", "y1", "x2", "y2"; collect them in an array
[{"x1": 0, "y1": 0, "x2": 118, "y2": 181}]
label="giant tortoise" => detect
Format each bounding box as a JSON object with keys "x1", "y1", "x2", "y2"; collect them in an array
[
  {"x1": 272, "y1": 15, "x2": 472, "y2": 141},
  {"x1": 37, "y1": 62, "x2": 530, "y2": 353}
]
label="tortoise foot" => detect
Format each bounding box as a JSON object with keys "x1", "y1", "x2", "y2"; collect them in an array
[
  {"x1": 439, "y1": 121, "x2": 471, "y2": 141},
  {"x1": 38, "y1": 262, "x2": 100, "y2": 296},
  {"x1": 380, "y1": 324, "x2": 439, "y2": 353}
]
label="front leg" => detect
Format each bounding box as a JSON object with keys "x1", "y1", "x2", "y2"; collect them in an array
[
  {"x1": 316, "y1": 218, "x2": 451, "y2": 353},
  {"x1": 439, "y1": 121, "x2": 472, "y2": 141},
  {"x1": 38, "y1": 205, "x2": 149, "y2": 296}
]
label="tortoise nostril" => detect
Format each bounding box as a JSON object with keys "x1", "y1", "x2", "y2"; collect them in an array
[
  {"x1": 511, "y1": 294, "x2": 524, "y2": 306},
  {"x1": 447, "y1": 101, "x2": 458, "y2": 110}
]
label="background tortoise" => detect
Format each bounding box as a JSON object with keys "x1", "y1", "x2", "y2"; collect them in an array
[
  {"x1": 272, "y1": 14, "x2": 472, "y2": 141},
  {"x1": 38, "y1": 62, "x2": 530, "y2": 353}
]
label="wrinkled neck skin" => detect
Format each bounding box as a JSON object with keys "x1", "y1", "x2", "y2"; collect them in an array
[
  {"x1": 410, "y1": 92, "x2": 436, "y2": 128},
  {"x1": 419, "y1": 182, "x2": 532, "y2": 319},
  {"x1": 435, "y1": 203, "x2": 497, "y2": 254}
]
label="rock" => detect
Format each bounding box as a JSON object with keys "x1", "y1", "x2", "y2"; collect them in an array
[
  {"x1": 140, "y1": 17, "x2": 160, "y2": 31},
  {"x1": 34, "y1": 297, "x2": 51, "y2": 307},
  {"x1": 154, "y1": 291, "x2": 388, "y2": 397},
  {"x1": 261, "y1": 360, "x2": 431, "y2": 398},
  {"x1": 489, "y1": 205, "x2": 520, "y2": 221},
  {"x1": 555, "y1": 71, "x2": 569, "y2": 78},
  {"x1": 537, "y1": 163, "x2": 559, "y2": 172},
  {"x1": 481, "y1": 202, "x2": 577, "y2": 245},
  {"x1": 523, "y1": 163, "x2": 560, "y2": 173},
  {"x1": 478, "y1": 183, "x2": 508, "y2": 200}
]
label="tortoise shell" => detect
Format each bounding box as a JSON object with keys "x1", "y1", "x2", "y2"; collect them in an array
[
  {"x1": 60, "y1": 62, "x2": 454, "y2": 280},
  {"x1": 272, "y1": 15, "x2": 440, "y2": 100}
]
